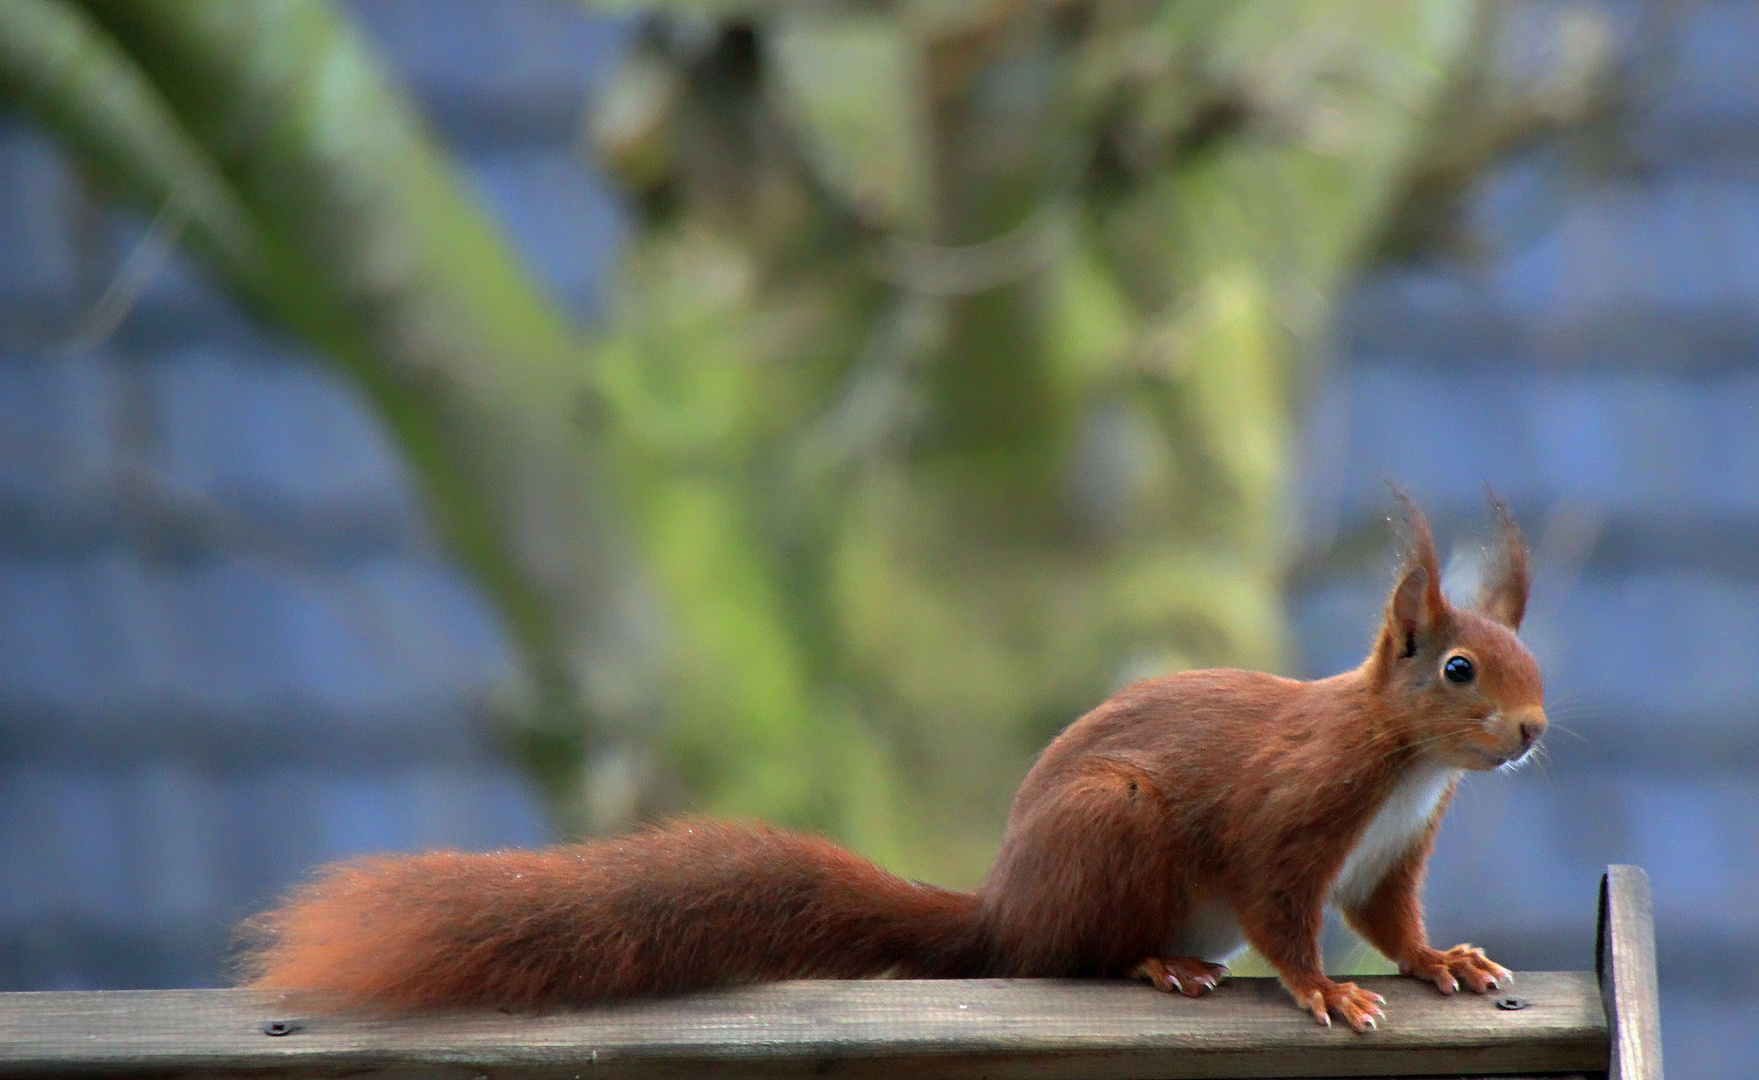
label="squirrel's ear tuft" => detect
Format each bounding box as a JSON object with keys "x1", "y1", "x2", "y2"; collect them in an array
[
  {"x1": 1384, "y1": 484, "x2": 1447, "y2": 648},
  {"x1": 1476, "y1": 488, "x2": 1530, "y2": 630}
]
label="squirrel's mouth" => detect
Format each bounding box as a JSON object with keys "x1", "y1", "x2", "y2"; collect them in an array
[
  {"x1": 1461, "y1": 709, "x2": 1544, "y2": 771},
  {"x1": 1461, "y1": 745, "x2": 1511, "y2": 771},
  {"x1": 1496, "y1": 745, "x2": 1539, "y2": 774}
]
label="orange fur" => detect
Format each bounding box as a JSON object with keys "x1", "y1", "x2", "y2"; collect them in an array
[
  {"x1": 244, "y1": 493, "x2": 1543, "y2": 1031},
  {"x1": 243, "y1": 820, "x2": 985, "y2": 1012}
]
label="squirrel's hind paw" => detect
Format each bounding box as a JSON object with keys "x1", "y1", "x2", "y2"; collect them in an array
[{"x1": 1131, "y1": 956, "x2": 1229, "y2": 998}]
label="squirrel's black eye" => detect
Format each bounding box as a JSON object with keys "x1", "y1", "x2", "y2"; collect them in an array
[{"x1": 1443, "y1": 655, "x2": 1475, "y2": 684}]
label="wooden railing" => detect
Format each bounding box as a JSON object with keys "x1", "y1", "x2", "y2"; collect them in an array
[{"x1": 0, "y1": 866, "x2": 1662, "y2": 1080}]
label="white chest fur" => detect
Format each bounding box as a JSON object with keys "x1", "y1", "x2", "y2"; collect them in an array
[{"x1": 1329, "y1": 765, "x2": 1460, "y2": 910}]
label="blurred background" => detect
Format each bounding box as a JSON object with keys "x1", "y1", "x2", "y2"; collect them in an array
[{"x1": 0, "y1": 0, "x2": 1753, "y2": 1074}]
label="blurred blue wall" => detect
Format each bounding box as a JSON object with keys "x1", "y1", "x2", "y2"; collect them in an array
[{"x1": 0, "y1": 0, "x2": 625, "y2": 989}]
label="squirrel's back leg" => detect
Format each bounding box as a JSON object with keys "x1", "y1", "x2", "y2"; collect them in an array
[{"x1": 982, "y1": 757, "x2": 1199, "y2": 977}]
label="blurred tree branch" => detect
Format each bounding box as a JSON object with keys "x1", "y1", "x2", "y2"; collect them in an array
[{"x1": 575, "y1": 0, "x2": 1613, "y2": 882}]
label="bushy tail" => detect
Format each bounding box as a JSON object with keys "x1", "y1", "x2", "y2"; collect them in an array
[{"x1": 241, "y1": 820, "x2": 989, "y2": 1012}]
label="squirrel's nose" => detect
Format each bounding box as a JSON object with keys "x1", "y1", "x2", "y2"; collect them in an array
[{"x1": 1514, "y1": 707, "x2": 1546, "y2": 750}]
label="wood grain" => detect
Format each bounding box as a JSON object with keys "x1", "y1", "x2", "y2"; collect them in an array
[
  {"x1": 0, "y1": 973, "x2": 1606, "y2": 1080},
  {"x1": 1600, "y1": 864, "x2": 1664, "y2": 1080}
]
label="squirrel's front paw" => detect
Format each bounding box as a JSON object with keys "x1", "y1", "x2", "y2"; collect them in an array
[
  {"x1": 1289, "y1": 978, "x2": 1386, "y2": 1032},
  {"x1": 1402, "y1": 944, "x2": 1511, "y2": 995}
]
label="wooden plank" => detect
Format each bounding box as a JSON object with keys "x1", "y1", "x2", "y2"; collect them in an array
[
  {"x1": 0, "y1": 974, "x2": 1607, "y2": 1080},
  {"x1": 1600, "y1": 864, "x2": 1665, "y2": 1080}
]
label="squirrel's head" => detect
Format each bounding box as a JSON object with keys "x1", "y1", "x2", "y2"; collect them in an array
[{"x1": 1367, "y1": 488, "x2": 1545, "y2": 771}]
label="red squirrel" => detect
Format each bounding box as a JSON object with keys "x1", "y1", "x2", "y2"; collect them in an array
[{"x1": 244, "y1": 491, "x2": 1544, "y2": 1032}]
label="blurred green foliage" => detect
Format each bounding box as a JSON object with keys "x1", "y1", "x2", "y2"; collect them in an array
[
  {"x1": 576, "y1": 0, "x2": 1492, "y2": 883},
  {"x1": 2, "y1": 2, "x2": 1609, "y2": 902}
]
